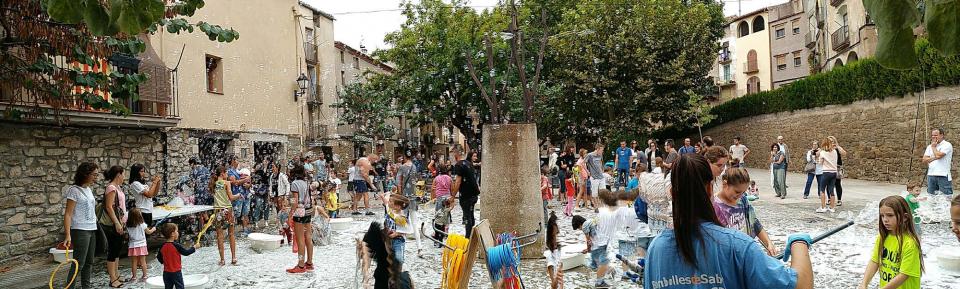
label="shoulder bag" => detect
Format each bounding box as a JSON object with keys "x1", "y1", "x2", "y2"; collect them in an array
[{"x1": 803, "y1": 151, "x2": 816, "y2": 173}]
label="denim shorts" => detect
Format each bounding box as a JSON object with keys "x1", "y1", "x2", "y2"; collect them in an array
[
  {"x1": 618, "y1": 240, "x2": 637, "y2": 258},
  {"x1": 589, "y1": 245, "x2": 609, "y2": 269},
  {"x1": 233, "y1": 198, "x2": 250, "y2": 218},
  {"x1": 392, "y1": 238, "x2": 406, "y2": 264}
]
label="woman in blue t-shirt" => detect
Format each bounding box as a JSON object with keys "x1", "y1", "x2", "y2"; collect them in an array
[{"x1": 644, "y1": 154, "x2": 815, "y2": 289}]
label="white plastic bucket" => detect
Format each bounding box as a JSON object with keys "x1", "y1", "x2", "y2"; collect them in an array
[
  {"x1": 937, "y1": 246, "x2": 960, "y2": 272},
  {"x1": 146, "y1": 274, "x2": 210, "y2": 289},
  {"x1": 249, "y1": 233, "x2": 283, "y2": 251},
  {"x1": 330, "y1": 217, "x2": 354, "y2": 231},
  {"x1": 49, "y1": 248, "x2": 72, "y2": 263},
  {"x1": 560, "y1": 243, "x2": 588, "y2": 271}
]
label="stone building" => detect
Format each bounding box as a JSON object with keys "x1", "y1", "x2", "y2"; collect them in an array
[
  {"x1": 803, "y1": 0, "x2": 877, "y2": 72},
  {"x1": 769, "y1": 0, "x2": 811, "y2": 88}
]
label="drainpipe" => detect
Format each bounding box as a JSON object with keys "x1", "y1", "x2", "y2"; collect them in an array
[{"x1": 161, "y1": 128, "x2": 169, "y2": 197}]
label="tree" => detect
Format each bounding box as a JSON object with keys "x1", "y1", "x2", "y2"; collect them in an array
[
  {"x1": 0, "y1": 0, "x2": 237, "y2": 121},
  {"x1": 863, "y1": 0, "x2": 959, "y2": 69},
  {"x1": 547, "y1": 0, "x2": 725, "y2": 141},
  {"x1": 331, "y1": 73, "x2": 401, "y2": 145}
]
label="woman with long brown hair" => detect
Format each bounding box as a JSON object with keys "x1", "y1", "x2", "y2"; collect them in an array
[{"x1": 643, "y1": 154, "x2": 813, "y2": 289}]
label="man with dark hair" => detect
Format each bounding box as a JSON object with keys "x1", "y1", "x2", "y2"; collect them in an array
[
  {"x1": 614, "y1": 141, "x2": 634, "y2": 190},
  {"x1": 451, "y1": 144, "x2": 481, "y2": 237},
  {"x1": 585, "y1": 144, "x2": 606, "y2": 210},
  {"x1": 663, "y1": 139, "x2": 680, "y2": 171},
  {"x1": 730, "y1": 137, "x2": 750, "y2": 167},
  {"x1": 923, "y1": 128, "x2": 954, "y2": 195},
  {"x1": 703, "y1": 136, "x2": 714, "y2": 148}
]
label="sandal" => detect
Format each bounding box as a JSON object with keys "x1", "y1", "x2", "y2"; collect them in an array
[
  {"x1": 231, "y1": 258, "x2": 238, "y2": 266},
  {"x1": 219, "y1": 259, "x2": 226, "y2": 266},
  {"x1": 109, "y1": 278, "x2": 124, "y2": 288}
]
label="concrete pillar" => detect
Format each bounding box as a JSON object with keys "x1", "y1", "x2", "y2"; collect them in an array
[{"x1": 478, "y1": 123, "x2": 543, "y2": 258}]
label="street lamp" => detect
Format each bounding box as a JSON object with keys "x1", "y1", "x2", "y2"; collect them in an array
[{"x1": 294, "y1": 73, "x2": 309, "y2": 102}]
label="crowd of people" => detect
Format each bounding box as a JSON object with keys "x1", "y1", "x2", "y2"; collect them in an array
[{"x1": 57, "y1": 129, "x2": 960, "y2": 289}]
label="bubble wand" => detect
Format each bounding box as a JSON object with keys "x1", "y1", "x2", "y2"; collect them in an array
[
  {"x1": 778, "y1": 220, "x2": 855, "y2": 260},
  {"x1": 48, "y1": 242, "x2": 78, "y2": 289}
]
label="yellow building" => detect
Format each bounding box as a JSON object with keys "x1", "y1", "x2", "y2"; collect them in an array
[
  {"x1": 731, "y1": 9, "x2": 773, "y2": 96},
  {"x1": 144, "y1": 0, "x2": 308, "y2": 168}
]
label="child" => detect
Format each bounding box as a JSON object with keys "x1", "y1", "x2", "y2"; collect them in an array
[
  {"x1": 747, "y1": 180, "x2": 760, "y2": 201},
  {"x1": 209, "y1": 165, "x2": 241, "y2": 266},
  {"x1": 602, "y1": 168, "x2": 614, "y2": 191},
  {"x1": 541, "y1": 168, "x2": 553, "y2": 225},
  {"x1": 951, "y1": 194, "x2": 960, "y2": 243},
  {"x1": 615, "y1": 190, "x2": 648, "y2": 281},
  {"x1": 564, "y1": 174, "x2": 576, "y2": 216},
  {"x1": 543, "y1": 212, "x2": 563, "y2": 289},
  {"x1": 384, "y1": 193, "x2": 412, "y2": 264},
  {"x1": 277, "y1": 201, "x2": 292, "y2": 246},
  {"x1": 324, "y1": 183, "x2": 339, "y2": 219},
  {"x1": 904, "y1": 182, "x2": 926, "y2": 237},
  {"x1": 572, "y1": 189, "x2": 620, "y2": 288},
  {"x1": 126, "y1": 208, "x2": 156, "y2": 282},
  {"x1": 157, "y1": 223, "x2": 200, "y2": 289},
  {"x1": 713, "y1": 168, "x2": 777, "y2": 256},
  {"x1": 652, "y1": 157, "x2": 664, "y2": 174},
  {"x1": 859, "y1": 196, "x2": 923, "y2": 289}
]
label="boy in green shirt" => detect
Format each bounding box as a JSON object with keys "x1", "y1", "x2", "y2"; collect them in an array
[{"x1": 904, "y1": 183, "x2": 926, "y2": 236}]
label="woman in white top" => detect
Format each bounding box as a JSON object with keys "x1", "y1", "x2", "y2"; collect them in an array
[
  {"x1": 816, "y1": 138, "x2": 842, "y2": 213},
  {"x1": 129, "y1": 164, "x2": 162, "y2": 226},
  {"x1": 274, "y1": 162, "x2": 290, "y2": 215},
  {"x1": 62, "y1": 162, "x2": 100, "y2": 289}
]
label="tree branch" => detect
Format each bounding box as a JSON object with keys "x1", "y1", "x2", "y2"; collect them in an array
[{"x1": 464, "y1": 52, "x2": 498, "y2": 122}]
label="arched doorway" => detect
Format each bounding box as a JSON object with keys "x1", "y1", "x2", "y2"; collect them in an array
[
  {"x1": 834, "y1": 59, "x2": 844, "y2": 68},
  {"x1": 847, "y1": 52, "x2": 859, "y2": 63}
]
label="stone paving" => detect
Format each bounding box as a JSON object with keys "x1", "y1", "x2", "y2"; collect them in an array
[{"x1": 5, "y1": 168, "x2": 958, "y2": 288}]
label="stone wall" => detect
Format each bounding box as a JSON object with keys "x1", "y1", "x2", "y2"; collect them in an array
[
  {"x1": 0, "y1": 123, "x2": 165, "y2": 264},
  {"x1": 703, "y1": 86, "x2": 960, "y2": 185}
]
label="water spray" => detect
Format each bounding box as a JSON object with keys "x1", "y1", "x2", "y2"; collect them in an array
[{"x1": 776, "y1": 220, "x2": 855, "y2": 260}]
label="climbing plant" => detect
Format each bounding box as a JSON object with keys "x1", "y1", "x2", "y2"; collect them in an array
[{"x1": 0, "y1": 0, "x2": 238, "y2": 122}]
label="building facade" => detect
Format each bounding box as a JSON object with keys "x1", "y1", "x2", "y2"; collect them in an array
[
  {"x1": 731, "y1": 9, "x2": 772, "y2": 97},
  {"x1": 711, "y1": 20, "x2": 738, "y2": 102},
  {"x1": 804, "y1": 0, "x2": 877, "y2": 72},
  {"x1": 769, "y1": 0, "x2": 811, "y2": 88}
]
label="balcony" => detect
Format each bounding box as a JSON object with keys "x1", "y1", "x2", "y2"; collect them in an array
[
  {"x1": 306, "y1": 85, "x2": 322, "y2": 105},
  {"x1": 305, "y1": 124, "x2": 328, "y2": 147},
  {"x1": 0, "y1": 54, "x2": 179, "y2": 128},
  {"x1": 715, "y1": 78, "x2": 736, "y2": 87},
  {"x1": 743, "y1": 61, "x2": 759, "y2": 74},
  {"x1": 831, "y1": 25, "x2": 850, "y2": 51},
  {"x1": 830, "y1": 0, "x2": 844, "y2": 7},
  {"x1": 805, "y1": 32, "x2": 817, "y2": 48},
  {"x1": 718, "y1": 53, "x2": 732, "y2": 64},
  {"x1": 304, "y1": 41, "x2": 318, "y2": 63}
]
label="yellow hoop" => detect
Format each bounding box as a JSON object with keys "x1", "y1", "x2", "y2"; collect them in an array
[
  {"x1": 49, "y1": 247, "x2": 79, "y2": 289},
  {"x1": 196, "y1": 208, "x2": 221, "y2": 244}
]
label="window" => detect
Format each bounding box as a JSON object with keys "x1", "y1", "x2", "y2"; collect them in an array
[
  {"x1": 793, "y1": 51, "x2": 802, "y2": 66},
  {"x1": 722, "y1": 64, "x2": 731, "y2": 81},
  {"x1": 305, "y1": 27, "x2": 314, "y2": 44},
  {"x1": 746, "y1": 50, "x2": 758, "y2": 72},
  {"x1": 775, "y1": 28, "x2": 786, "y2": 38},
  {"x1": 738, "y1": 21, "x2": 750, "y2": 37},
  {"x1": 339, "y1": 51, "x2": 344, "y2": 63},
  {"x1": 747, "y1": 76, "x2": 761, "y2": 94},
  {"x1": 791, "y1": 19, "x2": 801, "y2": 34},
  {"x1": 752, "y1": 16, "x2": 765, "y2": 33},
  {"x1": 353, "y1": 57, "x2": 360, "y2": 69},
  {"x1": 205, "y1": 55, "x2": 223, "y2": 94},
  {"x1": 776, "y1": 54, "x2": 787, "y2": 70},
  {"x1": 340, "y1": 71, "x2": 346, "y2": 85}
]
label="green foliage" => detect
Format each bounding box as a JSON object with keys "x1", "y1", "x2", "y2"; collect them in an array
[
  {"x1": 864, "y1": 0, "x2": 960, "y2": 69},
  {"x1": 43, "y1": 0, "x2": 164, "y2": 36},
  {"x1": 708, "y1": 39, "x2": 960, "y2": 128},
  {"x1": 331, "y1": 74, "x2": 402, "y2": 142},
  {"x1": 546, "y1": 0, "x2": 725, "y2": 140}
]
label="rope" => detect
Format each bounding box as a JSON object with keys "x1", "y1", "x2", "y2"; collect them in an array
[
  {"x1": 441, "y1": 234, "x2": 469, "y2": 289},
  {"x1": 48, "y1": 242, "x2": 78, "y2": 289},
  {"x1": 488, "y1": 233, "x2": 523, "y2": 289}
]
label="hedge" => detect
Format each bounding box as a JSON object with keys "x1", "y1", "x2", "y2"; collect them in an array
[{"x1": 707, "y1": 38, "x2": 960, "y2": 129}]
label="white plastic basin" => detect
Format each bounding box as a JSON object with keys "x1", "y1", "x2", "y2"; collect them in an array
[
  {"x1": 146, "y1": 274, "x2": 209, "y2": 289},
  {"x1": 49, "y1": 248, "x2": 73, "y2": 263},
  {"x1": 249, "y1": 233, "x2": 283, "y2": 251},
  {"x1": 937, "y1": 246, "x2": 960, "y2": 272},
  {"x1": 560, "y1": 243, "x2": 588, "y2": 271},
  {"x1": 330, "y1": 217, "x2": 354, "y2": 231}
]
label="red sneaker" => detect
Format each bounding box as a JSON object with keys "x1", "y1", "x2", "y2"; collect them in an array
[
  {"x1": 304, "y1": 263, "x2": 314, "y2": 271},
  {"x1": 286, "y1": 266, "x2": 306, "y2": 274}
]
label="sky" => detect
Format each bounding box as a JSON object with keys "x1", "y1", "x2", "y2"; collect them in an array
[{"x1": 305, "y1": 0, "x2": 789, "y2": 52}]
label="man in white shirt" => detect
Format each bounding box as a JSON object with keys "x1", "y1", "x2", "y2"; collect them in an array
[
  {"x1": 923, "y1": 128, "x2": 954, "y2": 195},
  {"x1": 729, "y1": 136, "x2": 750, "y2": 166},
  {"x1": 777, "y1": 135, "x2": 789, "y2": 169}
]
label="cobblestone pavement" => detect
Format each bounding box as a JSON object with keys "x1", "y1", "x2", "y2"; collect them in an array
[{"x1": 14, "y1": 168, "x2": 960, "y2": 289}]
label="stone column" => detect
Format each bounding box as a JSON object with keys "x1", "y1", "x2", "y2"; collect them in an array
[{"x1": 478, "y1": 123, "x2": 543, "y2": 258}]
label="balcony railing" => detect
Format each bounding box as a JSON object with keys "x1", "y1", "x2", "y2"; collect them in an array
[
  {"x1": 304, "y1": 41, "x2": 318, "y2": 63},
  {"x1": 830, "y1": 0, "x2": 844, "y2": 7},
  {"x1": 715, "y1": 78, "x2": 735, "y2": 87},
  {"x1": 718, "y1": 53, "x2": 732, "y2": 64},
  {"x1": 305, "y1": 124, "x2": 328, "y2": 147},
  {"x1": 743, "y1": 61, "x2": 759, "y2": 73},
  {"x1": 804, "y1": 32, "x2": 816, "y2": 48},
  {"x1": 0, "y1": 54, "x2": 179, "y2": 128},
  {"x1": 831, "y1": 25, "x2": 850, "y2": 51},
  {"x1": 306, "y1": 85, "x2": 321, "y2": 105}
]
